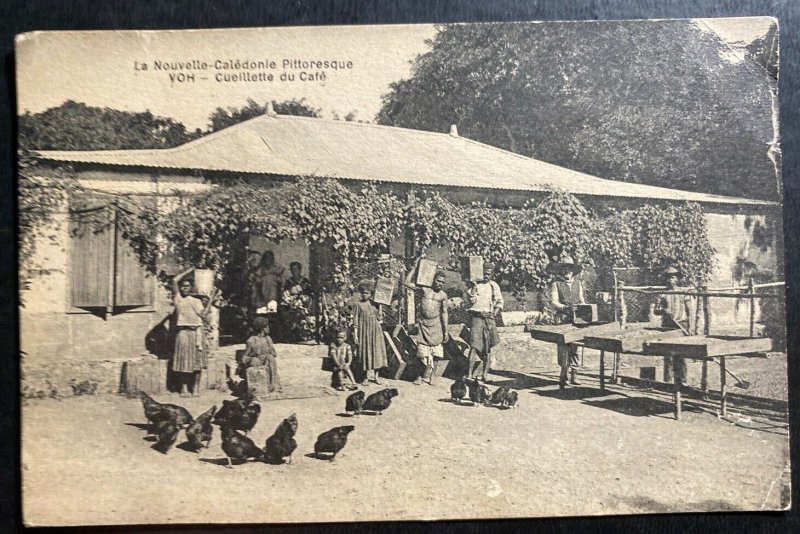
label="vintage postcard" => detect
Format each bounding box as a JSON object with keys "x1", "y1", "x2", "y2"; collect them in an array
[{"x1": 16, "y1": 19, "x2": 789, "y2": 526}]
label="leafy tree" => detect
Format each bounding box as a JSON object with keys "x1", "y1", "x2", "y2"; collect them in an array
[
  {"x1": 377, "y1": 22, "x2": 779, "y2": 200},
  {"x1": 18, "y1": 100, "x2": 196, "y2": 150},
  {"x1": 207, "y1": 98, "x2": 320, "y2": 132}
]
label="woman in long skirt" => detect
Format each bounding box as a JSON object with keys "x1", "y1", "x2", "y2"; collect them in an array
[
  {"x1": 172, "y1": 268, "x2": 211, "y2": 397},
  {"x1": 352, "y1": 280, "x2": 388, "y2": 386}
]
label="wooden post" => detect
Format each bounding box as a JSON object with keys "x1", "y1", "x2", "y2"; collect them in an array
[
  {"x1": 700, "y1": 285, "x2": 710, "y2": 393},
  {"x1": 599, "y1": 350, "x2": 605, "y2": 391},
  {"x1": 748, "y1": 278, "x2": 756, "y2": 338},
  {"x1": 612, "y1": 352, "x2": 620, "y2": 384},
  {"x1": 719, "y1": 356, "x2": 727, "y2": 417},
  {"x1": 617, "y1": 283, "x2": 627, "y2": 329},
  {"x1": 612, "y1": 269, "x2": 619, "y2": 324},
  {"x1": 673, "y1": 355, "x2": 682, "y2": 421}
]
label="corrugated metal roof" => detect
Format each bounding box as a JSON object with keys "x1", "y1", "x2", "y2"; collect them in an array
[{"x1": 35, "y1": 113, "x2": 775, "y2": 206}]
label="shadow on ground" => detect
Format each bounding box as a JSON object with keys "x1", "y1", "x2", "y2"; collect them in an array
[
  {"x1": 582, "y1": 396, "x2": 680, "y2": 418},
  {"x1": 535, "y1": 386, "x2": 613, "y2": 401},
  {"x1": 489, "y1": 369, "x2": 558, "y2": 389}
]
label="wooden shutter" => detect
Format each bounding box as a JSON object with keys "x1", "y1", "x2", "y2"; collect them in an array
[
  {"x1": 70, "y1": 207, "x2": 113, "y2": 308},
  {"x1": 114, "y1": 228, "x2": 152, "y2": 306},
  {"x1": 114, "y1": 197, "x2": 155, "y2": 307}
]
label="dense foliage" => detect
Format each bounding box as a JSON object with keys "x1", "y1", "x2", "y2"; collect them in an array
[
  {"x1": 19, "y1": 100, "x2": 197, "y2": 150},
  {"x1": 121, "y1": 178, "x2": 714, "y2": 295},
  {"x1": 377, "y1": 21, "x2": 779, "y2": 200},
  {"x1": 592, "y1": 202, "x2": 716, "y2": 286}
]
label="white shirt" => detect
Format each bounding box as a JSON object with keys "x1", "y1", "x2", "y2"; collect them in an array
[{"x1": 466, "y1": 280, "x2": 504, "y2": 313}]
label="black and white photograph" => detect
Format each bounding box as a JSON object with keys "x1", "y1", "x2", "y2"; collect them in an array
[{"x1": 15, "y1": 18, "x2": 789, "y2": 525}]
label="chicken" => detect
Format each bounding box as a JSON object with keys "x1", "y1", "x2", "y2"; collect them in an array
[
  {"x1": 314, "y1": 426, "x2": 355, "y2": 461},
  {"x1": 220, "y1": 425, "x2": 264, "y2": 468},
  {"x1": 185, "y1": 405, "x2": 217, "y2": 452},
  {"x1": 450, "y1": 377, "x2": 467, "y2": 404},
  {"x1": 213, "y1": 398, "x2": 261, "y2": 434},
  {"x1": 263, "y1": 413, "x2": 299, "y2": 465},
  {"x1": 152, "y1": 419, "x2": 180, "y2": 454},
  {"x1": 490, "y1": 386, "x2": 510, "y2": 406},
  {"x1": 363, "y1": 388, "x2": 399, "y2": 415},
  {"x1": 345, "y1": 391, "x2": 365, "y2": 416},
  {"x1": 467, "y1": 378, "x2": 491, "y2": 406},
  {"x1": 140, "y1": 392, "x2": 193, "y2": 430},
  {"x1": 505, "y1": 390, "x2": 519, "y2": 408}
]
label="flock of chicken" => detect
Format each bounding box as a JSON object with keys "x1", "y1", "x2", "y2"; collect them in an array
[
  {"x1": 449, "y1": 377, "x2": 520, "y2": 408},
  {"x1": 138, "y1": 377, "x2": 517, "y2": 467},
  {"x1": 139, "y1": 387, "x2": 400, "y2": 467}
]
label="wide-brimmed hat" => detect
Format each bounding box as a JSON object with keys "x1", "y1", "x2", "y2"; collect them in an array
[
  {"x1": 662, "y1": 265, "x2": 681, "y2": 277},
  {"x1": 556, "y1": 255, "x2": 583, "y2": 275}
]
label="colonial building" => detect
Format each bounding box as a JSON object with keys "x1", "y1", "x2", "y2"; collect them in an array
[{"x1": 23, "y1": 109, "x2": 782, "y2": 392}]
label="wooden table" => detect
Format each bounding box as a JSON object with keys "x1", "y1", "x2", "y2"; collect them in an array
[
  {"x1": 528, "y1": 322, "x2": 648, "y2": 386},
  {"x1": 532, "y1": 323, "x2": 773, "y2": 421},
  {"x1": 527, "y1": 321, "x2": 631, "y2": 345},
  {"x1": 642, "y1": 336, "x2": 772, "y2": 420},
  {"x1": 583, "y1": 325, "x2": 685, "y2": 391}
]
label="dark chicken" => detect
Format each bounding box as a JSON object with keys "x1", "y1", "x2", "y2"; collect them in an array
[
  {"x1": 140, "y1": 391, "x2": 193, "y2": 430},
  {"x1": 263, "y1": 413, "x2": 299, "y2": 465},
  {"x1": 185, "y1": 405, "x2": 217, "y2": 451},
  {"x1": 505, "y1": 390, "x2": 519, "y2": 408},
  {"x1": 345, "y1": 390, "x2": 365, "y2": 416},
  {"x1": 467, "y1": 378, "x2": 491, "y2": 406},
  {"x1": 490, "y1": 386, "x2": 511, "y2": 406},
  {"x1": 314, "y1": 426, "x2": 355, "y2": 461},
  {"x1": 450, "y1": 377, "x2": 467, "y2": 404},
  {"x1": 213, "y1": 397, "x2": 261, "y2": 434},
  {"x1": 362, "y1": 388, "x2": 399, "y2": 415},
  {"x1": 220, "y1": 425, "x2": 264, "y2": 468},
  {"x1": 152, "y1": 419, "x2": 180, "y2": 454}
]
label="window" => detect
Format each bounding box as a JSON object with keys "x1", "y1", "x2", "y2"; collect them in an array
[{"x1": 69, "y1": 193, "x2": 154, "y2": 316}]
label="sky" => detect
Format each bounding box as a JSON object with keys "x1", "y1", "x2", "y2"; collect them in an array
[
  {"x1": 16, "y1": 24, "x2": 438, "y2": 130},
  {"x1": 15, "y1": 18, "x2": 774, "y2": 131}
]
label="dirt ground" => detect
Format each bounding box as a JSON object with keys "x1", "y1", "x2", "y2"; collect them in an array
[{"x1": 22, "y1": 342, "x2": 790, "y2": 526}]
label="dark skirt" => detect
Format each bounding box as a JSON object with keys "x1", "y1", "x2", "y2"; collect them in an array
[
  {"x1": 172, "y1": 327, "x2": 207, "y2": 373},
  {"x1": 469, "y1": 313, "x2": 500, "y2": 356}
]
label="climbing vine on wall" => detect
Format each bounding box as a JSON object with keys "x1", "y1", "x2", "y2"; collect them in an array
[
  {"x1": 591, "y1": 202, "x2": 715, "y2": 285},
  {"x1": 64, "y1": 176, "x2": 715, "y2": 300}
]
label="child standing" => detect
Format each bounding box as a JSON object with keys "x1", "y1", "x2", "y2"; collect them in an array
[
  {"x1": 329, "y1": 329, "x2": 358, "y2": 391},
  {"x1": 352, "y1": 280, "x2": 388, "y2": 386},
  {"x1": 239, "y1": 316, "x2": 282, "y2": 394}
]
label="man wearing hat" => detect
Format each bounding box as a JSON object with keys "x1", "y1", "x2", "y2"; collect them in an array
[
  {"x1": 465, "y1": 262, "x2": 504, "y2": 382},
  {"x1": 549, "y1": 254, "x2": 586, "y2": 388},
  {"x1": 652, "y1": 265, "x2": 696, "y2": 385}
]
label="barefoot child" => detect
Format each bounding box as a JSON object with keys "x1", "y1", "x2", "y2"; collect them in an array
[
  {"x1": 352, "y1": 280, "x2": 388, "y2": 386},
  {"x1": 329, "y1": 329, "x2": 358, "y2": 390}
]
